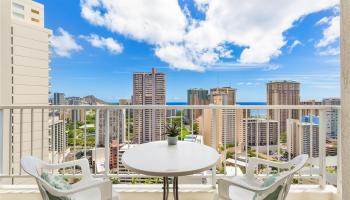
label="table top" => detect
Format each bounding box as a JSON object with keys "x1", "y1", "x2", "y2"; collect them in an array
[{"x1": 121, "y1": 141, "x2": 220, "y2": 177}]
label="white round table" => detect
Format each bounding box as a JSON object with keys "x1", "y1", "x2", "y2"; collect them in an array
[{"x1": 121, "y1": 141, "x2": 220, "y2": 200}]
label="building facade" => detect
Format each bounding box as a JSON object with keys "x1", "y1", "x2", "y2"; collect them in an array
[
  {"x1": 0, "y1": 0, "x2": 51, "y2": 178},
  {"x1": 132, "y1": 68, "x2": 166, "y2": 143},
  {"x1": 242, "y1": 118, "x2": 279, "y2": 147},
  {"x1": 267, "y1": 80, "x2": 300, "y2": 133},
  {"x1": 186, "y1": 88, "x2": 209, "y2": 122},
  {"x1": 53, "y1": 92, "x2": 65, "y2": 105},
  {"x1": 48, "y1": 117, "x2": 66, "y2": 153},
  {"x1": 98, "y1": 109, "x2": 125, "y2": 147},
  {"x1": 287, "y1": 116, "x2": 319, "y2": 158},
  {"x1": 199, "y1": 87, "x2": 242, "y2": 148},
  {"x1": 323, "y1": 98, "x2": 340, "y2": 139},
  {"x1": 300, "y1": 100, "x2": 321, "y2": 116}
]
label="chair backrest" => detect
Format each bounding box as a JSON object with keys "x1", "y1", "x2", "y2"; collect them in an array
[
  {"x1": 256, "y1": 154, "x2": 309, "y2": 200},
  {"x1": 21, "y1": 156, "x2": 50, "y2": 200}
]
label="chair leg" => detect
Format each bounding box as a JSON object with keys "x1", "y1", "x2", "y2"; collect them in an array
[{"x1": 163, "y1": 177, "x2": 169, "y2": 200}]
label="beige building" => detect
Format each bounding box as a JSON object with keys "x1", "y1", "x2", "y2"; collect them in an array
[
  {"x1": 210, "y1": 87, "x2": 236, "y2": 105},
  {"x1": 198, "y1": 87, "x2": 242, "y2": 148},
  {"x1": 0, "y1": 0, "x2": 51, "y2": 179},
  {"x1": 267, "y1": 80, "x2": 300, "y2": 133},
  {"x1": 133, "y1": 68, "x2": 166, "y2": 143},
  {"x1": 300, "y1": 100, "x2": 321, "y2": 116},
  {"x1": 287, "y1": 118, "x2": 319, "y2": 158},
  {"x1": 98, "y1": 109, "x2": 125, "y2": 147}
]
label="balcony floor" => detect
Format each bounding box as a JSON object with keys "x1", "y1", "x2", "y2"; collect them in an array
[{"x1": 0, "y1": 184, "x2": 338, "y2": 200}]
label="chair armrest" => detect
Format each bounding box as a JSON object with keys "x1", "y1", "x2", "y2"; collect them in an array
[
  {"x1": 248, "y1": 158, "x2": 289, "y2": 169},
  {"x1": 43, "y1": 159, "x2": 93, "y2": 180},
  {"x1": 246, "y1": 158, "x2": 289, "y2": 177},
  {"x1": 218, "y1": 177, "x2": 270, "y2": 193}
]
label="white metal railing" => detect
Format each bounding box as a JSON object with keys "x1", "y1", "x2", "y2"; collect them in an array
[{"x1": 0, "y1": 105, "x2": 340, "y2": 188}]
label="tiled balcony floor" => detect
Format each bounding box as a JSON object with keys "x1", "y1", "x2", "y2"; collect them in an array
[{"x1": 0, "y1": 184, "x2": 338, "y2": 200}]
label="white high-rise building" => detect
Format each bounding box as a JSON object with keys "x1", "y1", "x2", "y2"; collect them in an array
[
  {"x1": 323, "y1": 98, "x2": 340, "y2": 139},
  {"x1": 0, "y1": 0, "x2": 51, "y2": 179},
  {"x1": 287, "y1": 117, "x2": 319, "y2": 158}
]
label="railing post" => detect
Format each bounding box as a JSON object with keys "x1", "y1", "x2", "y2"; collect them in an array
[
  {"x1": 211, "y1": 108, "x2": 217, "y2": 188},
  {"x1": 122, "y1": 108, "x2": 126, "y2": 144},
  {"x1": 319, "y1": 109, "x2": 327, "y2": 188},
  {"x1": 104, "y1": 109, "x2": 110, "y2": 179}
]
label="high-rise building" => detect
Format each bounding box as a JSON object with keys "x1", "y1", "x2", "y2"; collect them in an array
[
  {"x1": 66, "y1": 97, "x2": 86, "y2": 122},
  {"x1": 323, "y1": 98, "x2": 340, "y2": 139},
  {"x1": 0, "y1": 0, "x2": 51, "y2": 178},
  {"x1": 267, "y1": 81, "x2": 300, "y2": 133},
  {"x1": 109, "y1": 140, "x2": 119, "y2": 170},
  {"x1": 210, "y1": 87, "x2": 236, "y2": 105},
  {"x1": 48, "y1": 117, "x2": 66, "y2": 153},
  {"x1": 186, "y1": 88, "x2": 209, "y2": 121},
  {"x1": 53, "y1": 93, "x2": 65, "y2": 105},
  {"x1": 132, "y1": 68, "x2": 166, "y2": 143},
  {"x1": 198, "y1": 87, "x2": 241, "y2": 148},
  {"x1": 300, "y1": 100, "x2": 321, "y2": 116},
  {"x1": 98, "y1": 109, "x2": 125, "y2": 146},
  {"x1": 241, "y1": 118, "x2": 279, "y2": 147},
  {"x1": 287, "y1": 116, "x2": 319, "y2": 158}
]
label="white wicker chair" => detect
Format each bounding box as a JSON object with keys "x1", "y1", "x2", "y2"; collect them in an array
[
  {"x1": 217, "y1": 154, "x2": 308, "y2": 200},
  {"x1": 21, "y1": 156, "x2": 118, "y2": 200}
]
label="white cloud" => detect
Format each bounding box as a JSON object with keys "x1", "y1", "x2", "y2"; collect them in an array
[
  {"x1": 80, "y1": 0, "x2": 187, "y2": 44},
  {"x1": 80, "y1": 0, "x2": 338, "y2": 71},
  {"x1": 51, "y1": 27, "x2": 82, "y2": 57},
  {"x1": 288, "y1": 40, "x2": 302, "y2": 53},
  {"x1": 316, "y1": 16, "x2": 331, "y2": 25},
  {"x1": 318, "y1": 47, "x2": 339, "y2": 56},
  {"x1": 81, "y1": 34, "x2": 123, "y2": 54},
  {"x1": 316, "y1": 15, "x2": 339, "y2": 48}
]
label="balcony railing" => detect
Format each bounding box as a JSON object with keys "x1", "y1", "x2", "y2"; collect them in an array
[{"x1": 0, "y1": 105, "x2": 340, "y2": 191}]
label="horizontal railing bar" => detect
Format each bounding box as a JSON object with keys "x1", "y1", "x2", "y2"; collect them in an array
[
  {"x1": 0, "y1": 173, "x2": 319, "y2": 179},
  {"x1": 0, "y1": 105, "x2": 341, "y2": 110}
]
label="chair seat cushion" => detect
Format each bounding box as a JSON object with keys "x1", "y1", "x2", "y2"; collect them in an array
[{"x1": 41, "y1": 172, "x2": 72, "y2": 200}]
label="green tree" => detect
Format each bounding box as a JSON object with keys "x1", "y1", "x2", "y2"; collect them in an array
[
  {"x1": 280, "y1": 132, "x2": 287, "y2": 143},
  {"x1": 180, "y1": 127, "x2": 189, "y2": 140},
  {"x1": 193, "y1": 122, "x2": 199, "y2": 135}
]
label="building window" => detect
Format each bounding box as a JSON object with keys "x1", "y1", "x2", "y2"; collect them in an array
[
  {"x1": 12, "y1": 2, "x2": 24, "y2": 10},
  {"x1": 31, "y1": 18, "x2": 39, "y2": 23},
  {"x1": 31, "y1": 9, "x2": 40, "y2": 14},
  {"x1": 12, "y1": 12, "x2": 24, "y2": 19}
]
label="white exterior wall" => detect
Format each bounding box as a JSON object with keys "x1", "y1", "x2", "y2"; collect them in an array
[{"x1": 0, "y1": 0, "x2": 51, "y2": 182}]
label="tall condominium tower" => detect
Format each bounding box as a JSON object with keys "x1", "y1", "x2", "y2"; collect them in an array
[
  {"x1": 98, "y1": 109, "x2": 125, "y2": 147},
  {"x1": 0, "y1": 0, "x2": 51, "y2": 178},
  {"x1": 323, "y1": 98, "x2": 340, "y2": 139},
  {"x1": 267, "y1": 81, "x2": 300, "y2": 132},
  {"x1": 210, "y1": 87, "x2": 236, "y2": 105},
  {"x1": 53, "y1": 92, "x2": 65, "y2": 105},
  {"x1": 199, "y1": 87, "x2": 242, "y2": 148},
  {"x1": 133, "y1": 68, "x2": 166, "y2": 143},
  {"x1": 186, "y1": 88, "x2": 209, "y2": 121},
  {"x1": 287, "y1": 117, "x2": 319, "y2": 158},
  {"x1": 300, "y1": 100, "x2": 321, "y2": 116},
  {"x1": 242, "y1": 118, "x2": 279, "y2": 147}
]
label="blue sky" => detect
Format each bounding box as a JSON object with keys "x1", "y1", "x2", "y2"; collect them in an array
[{"x1": 39, "y1": 0, "x2": 340, "y2": 102}]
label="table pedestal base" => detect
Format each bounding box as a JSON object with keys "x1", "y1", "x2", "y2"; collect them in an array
[{"x1": 162, "y1": 177, "x2": 178, "y2": 200}]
